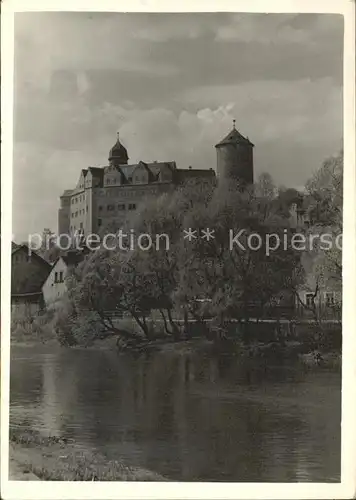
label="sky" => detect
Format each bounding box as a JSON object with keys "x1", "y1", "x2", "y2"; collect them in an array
[{"x1": 13, "y1": 12, "x2": 343, "y2": 241}]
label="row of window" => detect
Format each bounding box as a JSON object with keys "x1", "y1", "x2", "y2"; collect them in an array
[
  {"x1": 71, "y1": 194, "x2": 85, "y2": 204},
  {"x1": 98, "y1": 203, "x2": 136, "y2": 212},
  {"x1": 54, "y1": 271, "x2": 64, "y2": 283},
  {"x1": 105, "y1": 175, "x2": 147, "y2": 185},
  {"x1": 72, "y1": 207, "x2": 88, "y2": 218}
]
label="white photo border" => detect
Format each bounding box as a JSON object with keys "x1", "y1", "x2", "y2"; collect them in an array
[{"x1": 1, "y1": 1, "x2": 355, "y2": 499}]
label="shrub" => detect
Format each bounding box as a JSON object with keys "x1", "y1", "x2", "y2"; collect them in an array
[
  {"x1": 52, "y1": 297, "x2": 78, "y2": 346},
  {"x1": 11, "y1": 308, "x2": 56, "y2": 343}
]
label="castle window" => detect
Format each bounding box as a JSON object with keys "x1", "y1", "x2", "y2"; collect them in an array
[
  {"x1": 80, "y1": 222, "x2": 83, "y2": 229},
  {"x1": 107, "y1": 204, "x2": 115, "y2": 211},
  {"x1": 59, "y1": 271, "x2": 64, "y2": 283},
  {"x1": 118, "y1": 203, "x2": 125, "y2": 211},
  {"x1": 99, "y1": 206, "x2": 103, "y2": 211},
  {"x1": 128, "y1": 203, "x2": 136, "y2": 210},
  {"x1": 128, "y1": 176, "x2": 133, "y2": 183},
  {"x1": 86, "y1": 205, "x2": 88, "y2": 212},
  {"x1": 54, "y1": 272, "x2": 58, "y2": 284},
  {"x1": 98, "y1": 219, "x2": 102, "y2": 227},
  {"x1": 107, "y1": 179, "x2": 110, "y2": 185},
  {"x1": 75, "y1": 211, "x2": 78, "y2": 217}
]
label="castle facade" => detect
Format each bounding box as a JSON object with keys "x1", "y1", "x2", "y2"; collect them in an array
[{"x1": 58, "y1": 122, "x2": 254, "y2": 236}]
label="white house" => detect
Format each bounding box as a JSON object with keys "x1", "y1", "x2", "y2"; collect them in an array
[{"x1": 42, "y1": 253, "x2": 83, "y2": 308}]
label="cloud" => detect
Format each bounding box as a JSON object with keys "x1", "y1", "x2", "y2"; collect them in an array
[
  {"x1": 215, "y1": 13, "x2": 299, "y2": 43},
  {"x1": 215, "y1": 12, "x2": 342, "y2": 47},
  {"x1": 12, "y1": 81, "x2": 342, "y2": 241},
  {"x1": 14, "y1": 12, "x2": 178, "y2": 94},
  {"x1": 12, "y1": 12, "x2": 343, "y2": 240},
  {"x1": 182, "y1": 77, "x2": 342, "y2": 144}
]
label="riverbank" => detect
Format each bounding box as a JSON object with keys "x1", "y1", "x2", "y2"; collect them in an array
[
  {"x1": 9, "y1": 428, "x2": 166, "y2": 481},
  {"x1": 9, "y1": 334, "x2": 341, "y2": 369}
]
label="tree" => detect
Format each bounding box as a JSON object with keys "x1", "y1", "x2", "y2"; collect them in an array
[
  {"x1": 255, "y1": 172, "x2": 276, "y2": 200},
  {"x1": 174, "y1": 179, "x2": 303, "y2": 343},
  {"x1": 69, "y1": 248, "x2": 157, "y2": 341},
  {"x1": 305, "y1": 149, "x2": 343, "y2": 227},
  {"x1": 294, "y1": 150, "x2": 343, "y2": 332}
]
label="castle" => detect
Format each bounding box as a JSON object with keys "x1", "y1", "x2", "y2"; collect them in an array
[{"x1": 58, "y1": 121, "x2": 254, "y2": 236}]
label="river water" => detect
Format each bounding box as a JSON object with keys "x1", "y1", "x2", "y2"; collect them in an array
[{"x1": 10, "y1": 344, "x2": 341, "y2": 482}]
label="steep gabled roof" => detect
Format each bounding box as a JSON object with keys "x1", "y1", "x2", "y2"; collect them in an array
[
  {"x1": 88, "y1": 166, "x2": 104, "y2": 175},
  {"x1": 11, "y1": 245, "x2": 52, "y2": 294},
  {"x1": 60, "y1": 189, "x2": 73, "y2": 198},
  {"x1": 174, "y1": 168, "x2": 216, "y2": 183},
  {"x1": 51, "y1": 251, "x2": 85, "y2": 270},
  {"x1": 12, "y1": 244, "x2": 51, "y2": 269}
]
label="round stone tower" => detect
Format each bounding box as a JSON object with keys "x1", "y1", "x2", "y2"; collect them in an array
[
  {"x1": 215, "y1": 120, "x2": 254, "y2": 186},
  {"x1": 108, "y1": 132, "x2": 129, "y2": 167}
]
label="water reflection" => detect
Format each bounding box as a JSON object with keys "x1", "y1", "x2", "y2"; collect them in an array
[{"x1": 10, "y1": 345, "x2": 341, "y2": 481}]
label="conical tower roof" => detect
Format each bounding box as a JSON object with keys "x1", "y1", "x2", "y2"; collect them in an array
[{"x1": 215, "y1": 121, "x2": 254, "y2": 148}]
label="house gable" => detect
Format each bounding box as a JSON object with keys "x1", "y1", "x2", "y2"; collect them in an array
[{"x1": 11, "y1": 246, "x2": 51, "y2": 295}]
